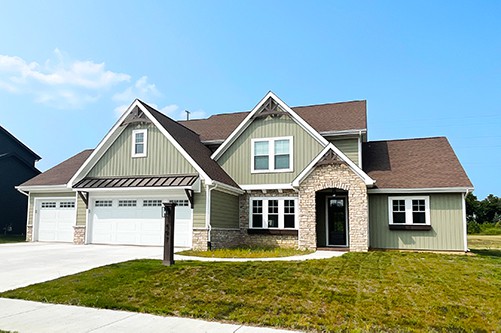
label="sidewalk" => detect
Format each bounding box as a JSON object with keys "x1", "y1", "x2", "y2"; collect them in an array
[
  {"x1": 174, "y1": 249, "x2": 345, "y2": 262},
  {"x1": 0, "y1": 298, "x2": 302, "y2": 333}
]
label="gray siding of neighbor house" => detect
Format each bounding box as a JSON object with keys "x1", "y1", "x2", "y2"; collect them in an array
[
  {"x1": 88, "y1": 123, "x2": 196, "y2": 177},
  {"x1": 28, "y1": 192, "x2": 75, "y2": 226},
  {"x1": 76, "y1": 195, "x2": 87, "y2": 226},
  {"x1": 211, "y1": 190, "x2": 239, "y2": 229},
  {"x1": 217, "y1": 115, "x2": 324, "y2": 184},
  {"x1": 193, "y1": 184, "x2": 207, "y2": 228},
  {"x1": 329, "y1": 138, "x2": 359, "y2": 166},
  {"x1": 369, "y1": 193, "x2": 465, "y2": 251}
]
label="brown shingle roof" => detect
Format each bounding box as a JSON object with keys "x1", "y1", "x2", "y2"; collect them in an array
[
  {"x1": 179, "y1": 100, "x2": 367, "y2": 142},
  {"x1": 20, "y1": 149, "x2": 93, "y2": 187},
  {"x1": 362, "y1": 137, "x2": 473, "y2": 189},
  {"x1": 140, "y1": 101, "x2": 239, "y2": 188}
]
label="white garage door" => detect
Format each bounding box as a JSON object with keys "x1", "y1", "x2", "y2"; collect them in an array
[
  {"x1": 90, "y1": 198, "x2": 192, "y2": 247},
  {"x1": 37, "y1": 199, "x2": 76, "y2": 242}
]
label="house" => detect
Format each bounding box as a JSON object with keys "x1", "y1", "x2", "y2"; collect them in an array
[
  {"x1": 17, "y1": 92, "x2": 473, "y2": 251},
  {"x1": 0, "y1": 126, "x2": 40, "y2": 235}
]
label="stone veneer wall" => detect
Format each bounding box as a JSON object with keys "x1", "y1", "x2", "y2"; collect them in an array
[
  {"x1": 26, "y1": 225, "x2": 32, "y2": 242},
  {"x1": 73, "y1": 226, "x2": 86, "y2": 244},
  {"x1": 192, "y1": 228, "x2": 209, "y2": 250},
  {"x1": 238, "y1": 190, "x2": 299, "y2": 248},
  {"x1": 299, "y1": 163, "x2": 369, "y2": 251},
  {"x1": 210, "y1": 229, "x2": 242, "y2": 249}
]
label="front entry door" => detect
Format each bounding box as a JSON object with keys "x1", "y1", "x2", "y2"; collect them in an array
[{"x1": 326, "y1": 197, "x2": 348, "y2": 246}]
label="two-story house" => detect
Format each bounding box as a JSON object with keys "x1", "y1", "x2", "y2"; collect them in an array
[
  {"x1": 0, "y1": 126, "x2": 40, "y2": 235},
  {"x1": 17, "y1": 92, "x2": 473, "y2": 251}
]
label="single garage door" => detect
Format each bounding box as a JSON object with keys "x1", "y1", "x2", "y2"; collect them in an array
[
  {"x1": 37, "y1": 199, "x2": 76, "y2": 242},
  {"x1": 90, "y1": 198, "x2": 192, "y2": 247}
]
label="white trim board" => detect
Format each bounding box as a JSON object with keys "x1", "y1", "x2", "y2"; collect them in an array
[{"x1": 368, "y1": 187, "x2": 473, "y2": 194}]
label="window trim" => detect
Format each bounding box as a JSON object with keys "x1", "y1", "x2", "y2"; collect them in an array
[
  {"x1": 132, "y1": 129, "x2": 147, "y2": 158},
  {"x1": 248, "y1": 197, "x2": 298, "y2": 230},
  {"x1": 251, "y1": 136, "x2": 293, "y2": 173},
  {"x1": 388, "y1": 196, "x2": 431, "y2": 226}
]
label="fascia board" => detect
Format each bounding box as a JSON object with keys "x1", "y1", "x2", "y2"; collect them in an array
[
  {"x1": 368, "y1": 187, "x2": 474, "y2": 194},
  {"x1": 16, "y1": 184, "x2": 72, "y2": 192}
]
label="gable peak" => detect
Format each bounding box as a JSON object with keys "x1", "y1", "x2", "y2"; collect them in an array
[{"x1": 252, "y1": 96, "x2": 287, "y2": 120}]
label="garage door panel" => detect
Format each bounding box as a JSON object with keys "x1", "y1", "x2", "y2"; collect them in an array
[
  {"x1": 38, "y1": 199, "x2": 75, "y2": 242},
  {"x1": 91, "y1": 198, "x2": 192, "y2": 247}
]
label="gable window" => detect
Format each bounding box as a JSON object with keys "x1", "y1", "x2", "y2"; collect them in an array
[
  {"x1": 250, "y1": 198, "x2": 297, "y2": 229},
  {"x1": 251, "y1": 137, "x2": 293, "y2": 173},
  {"x1": 132, "y1": 129, "x2": 147, "y2": 158},
  {"x1": 388, "y1": 196, "x2": 431, "y2": 229}
]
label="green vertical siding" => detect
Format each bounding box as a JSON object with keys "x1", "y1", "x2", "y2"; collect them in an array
[
  {"x1": 193, "y1": 183, "x2": 206, "y2": 228},
  {"x1": 217, "y1": 115, "x2": 324, "y2": 184},
  {"x1": 76, "y1": 195, "x2": 87, "y2": 226},
  {"x1": 27, "y1": 192, "x2": 75, "y2": 226},
  {"x1": 211, "y1": 190, "x2": 239, "y2": 229},
  {"x1": 369, "y1": 193, "x2": 465, "y2": 251},
  {"x1": 329, "y1": 138, "x2": 359, "y2": 166},
  {"x1": 88, "y1": 123, "x2": 196, "y2": 177}
]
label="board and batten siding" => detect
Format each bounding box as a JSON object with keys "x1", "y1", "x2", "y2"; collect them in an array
[
  {"x1": 369, "y1": 193, "x2": 465, "y2": 251},
  {"x1": 193, "y1": 183, "x2": 206, "y2": 228},
  {"x1": 76, "y1": 195, "x2": 87, "y2": 226},
  {"x1": 88, "y1": 123, "x2": 196, "y2": 177},
  {"x1": 329, "y1": 138, "x2": 359, "y2": 166},
  {"x1": 27, "y1": 192, "x2": 75, "y2": 226},
  {"x1": 210, "y1": 190, "x2": 239, "y2": 229},
  {"x1": 217, "y1": 115, "x2": 324, "y2": 184}
]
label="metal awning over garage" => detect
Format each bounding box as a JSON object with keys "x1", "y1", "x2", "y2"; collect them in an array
[{"x1": 74, "y1": 174, "x2": 198, "y2": 189}]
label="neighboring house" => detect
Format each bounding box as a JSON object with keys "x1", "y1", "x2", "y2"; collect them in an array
[
  {"x1": 0, "y1": 126, "x2": 40, "y2": 235},
  {"x1": 17, "y1": 92, "x2": 473, "y2": 251}
]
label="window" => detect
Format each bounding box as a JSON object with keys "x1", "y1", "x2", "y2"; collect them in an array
[
  {"x1": 132, "y1": 129, "x2": 147, "y2": 157},
  {"x1": 41, "y1": 202, "x2": 56, "y2": 209},
  {"x1": 95, "y1": 200, "x2": 113, "y2": 207},
  {"x1": 250, "y1": 198, "x2": 297, "y2": 229},
  {"x1": 169, "y1": 200, "x2": 189, "y2": 207},
  {"x1": 59, "y1": 201, "x2": 75, "y2": 208},
  {"x1": 389, "y1": 197, "x2": 430, "y2": 225},
  {"x1": 251, "y1": 137, "x2": 293, "y2": 172},
  {"x1": 118, "y1": 200, "x2": 137, "y2": 207},
  {"x1": 143, "y1": 200, "x2": 162, "y2": 207}
]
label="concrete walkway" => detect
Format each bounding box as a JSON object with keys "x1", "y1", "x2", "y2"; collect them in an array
[
  {"x1": 0, "y1": 298, "x2": 302, "y2": 333},
  {"x1": 175, "y1": 249, "x2": 345, "y2": 262}
]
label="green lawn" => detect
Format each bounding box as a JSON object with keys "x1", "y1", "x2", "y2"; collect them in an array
[
  {"x1": 1, "y1": 251, "x2": 499, "y2": 332},
  {"x1": 177, "y1": 246, "x2": 313, "y2": 258},
  {"x1": 0, "y1": 235, "x2": 25, "y2": 244},
  {"x1": 468, "y1": 234, "x2": 501, "y2": 250}
]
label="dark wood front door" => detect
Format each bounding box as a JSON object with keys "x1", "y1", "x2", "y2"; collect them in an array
[{"x1": 326, "y1": 197, "x2": 348, "y2": 246}]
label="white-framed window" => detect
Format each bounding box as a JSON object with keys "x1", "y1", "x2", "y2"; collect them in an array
[
  {"x1": 388, "y1": 196, "x2": 430, "y2": 225},
  {"x1": 59, "y1": 201, "x2": 75, "y2": 208},
  {"x1": 251, "y1": 136, "x2": 293, "y2": 173},
  {"x1": 249, "y1": 197, "x2": 298, "y2": 229},
  {"x1": 95, "y1": 200, "x2": 113, "y2": 207},
  {"x1": 132, "y1": 129, "x2": 147, "y2": 158},
  {"x1": 169, "y1": 199, "x2": 190, "y2": 207},
  {"x1": 118, "y1": 200, "x2": 137, "y2": 207}
]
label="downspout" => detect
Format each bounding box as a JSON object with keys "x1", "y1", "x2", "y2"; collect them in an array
[
  {"x1": 462, "y1": 189, "x2": 470, "y2": 253},
  {"x1": 205, "y1": 183, "x2": 218, "y2": 250}
]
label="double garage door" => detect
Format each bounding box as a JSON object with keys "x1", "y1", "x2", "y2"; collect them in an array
[
  {"x1": 89, "y1": 198, "x2": 192, "y2": 247},
  {"x1": 36, "y1": 197, "x2": 192, "y2": 247}
]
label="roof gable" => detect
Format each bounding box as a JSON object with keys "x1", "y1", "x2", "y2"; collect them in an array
[
  {"x1": 69, "y1": 100, "x2": 238, "y2": 189},
  {"x1": 0, "y1": 125, "x2": 41, "y2": 163},
  {"x1": 211, "y1": 91, "x2": 329, "y2": 160}
]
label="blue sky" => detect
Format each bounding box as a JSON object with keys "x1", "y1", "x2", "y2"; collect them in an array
[{"x1": 0, "y1": 1, "x2": 499, "y2": 198}]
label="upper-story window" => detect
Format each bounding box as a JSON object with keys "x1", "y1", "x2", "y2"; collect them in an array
[
  {"x1": 132, "y1": 129, "x2": 147, "y2": 158},
  {"x1": 251, "y1": 137, "x2": 293, "y2": 173}
]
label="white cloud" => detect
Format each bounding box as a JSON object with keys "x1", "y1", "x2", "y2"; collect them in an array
[
  {"x1": 112, "y1": 76, "x2": 161, "y2": 103},
  {"x1": 0, "y1": 49, "x2": 130, "y2": 109}
]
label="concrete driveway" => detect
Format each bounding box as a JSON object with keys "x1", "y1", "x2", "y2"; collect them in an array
[{"x1": 0, "y1": 242, "x2": 163, "y2": 292}]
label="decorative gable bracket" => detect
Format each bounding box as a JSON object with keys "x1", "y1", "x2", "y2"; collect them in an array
[
  {"x1": 252, "y1": 97, "x2": 286, "y2": 119},
  {"x1": 315, "y1": 150, "x2": 345, "y2": 167},
  {"x1": 121, "y1": 106, "x2": 152, "y2": 126}
]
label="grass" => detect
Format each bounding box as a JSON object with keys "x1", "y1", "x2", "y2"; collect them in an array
[
  {"x1": 1, "y1": 251, "x2": 500, "y2": 332},
  {"x1": 177, "y1": 246, "x2": 313, "y2": 258},
  {"x1": 0, "y1": 235, "x2": 25, "y2": 244},
  {"x1": 468, "y1": 234, "x2": 501, "y2": 250}
]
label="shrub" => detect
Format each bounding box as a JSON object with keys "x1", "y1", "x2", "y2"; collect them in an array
[{"x1": 468, "y1": 221, "x2": 481, "y2": 234}]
